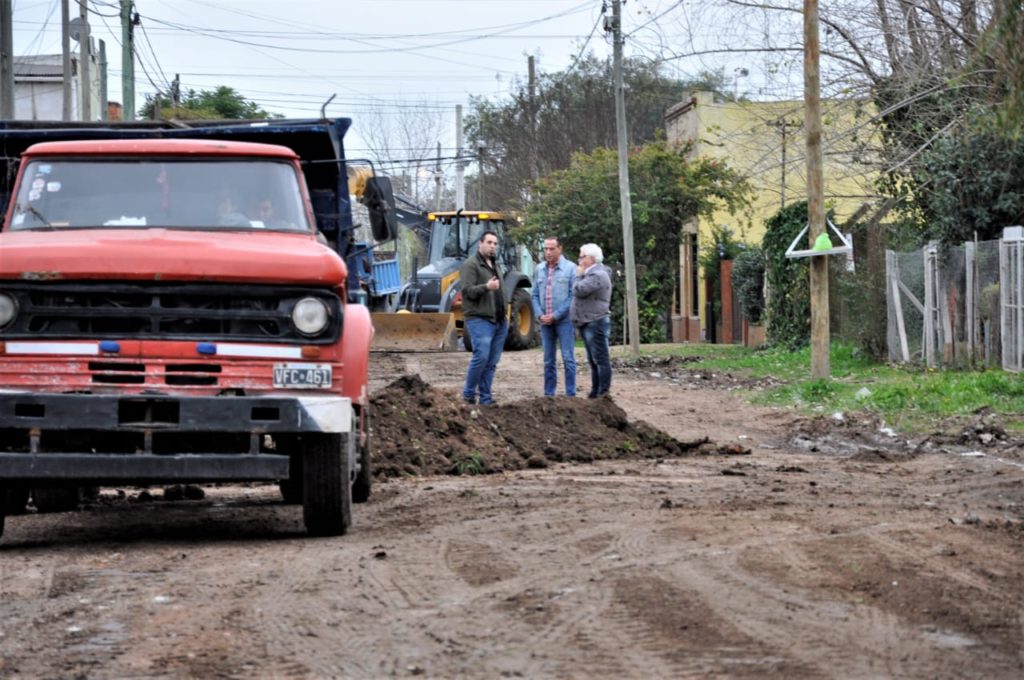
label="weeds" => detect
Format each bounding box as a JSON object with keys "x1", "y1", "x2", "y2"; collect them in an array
[{"x1": 450, "y1": 452, "x2": 485, "y2": 476}]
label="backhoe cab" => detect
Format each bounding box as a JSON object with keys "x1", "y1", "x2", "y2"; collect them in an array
[{"x1": 394, "y1": 211, "x2": 538, "y2": 351}]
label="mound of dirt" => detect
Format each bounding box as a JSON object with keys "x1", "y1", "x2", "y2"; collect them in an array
[{"x1": 369, "y1": 375, "x2": 740, "y2": 478}]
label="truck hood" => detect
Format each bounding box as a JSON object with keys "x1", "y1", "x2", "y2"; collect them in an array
[{"x1": 0, "y1": 229, "x2": 346, "y2": 285}]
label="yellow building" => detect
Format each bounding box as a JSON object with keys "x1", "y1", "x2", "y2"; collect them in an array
[{"x1": 664, "y1": 91, "x2": 880, "y2": 342}]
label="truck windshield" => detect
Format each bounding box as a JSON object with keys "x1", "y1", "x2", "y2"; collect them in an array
[{"x1": 7, "y1": 158, "x2": 312, "y2": 233}]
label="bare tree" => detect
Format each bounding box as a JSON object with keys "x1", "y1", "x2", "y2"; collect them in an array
[{"x1": 358, "y1": 101, "x2": 449, "y2": 208}]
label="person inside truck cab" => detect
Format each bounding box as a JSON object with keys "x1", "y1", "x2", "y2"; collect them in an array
[
  {"x1": 216, "y1": 190, "x2": 251, "y2": 227},
  {"x1": 251, "y1": 196, "x2": 293, "y2": 229}
]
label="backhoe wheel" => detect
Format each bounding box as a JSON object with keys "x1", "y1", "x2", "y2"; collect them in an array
[
  {"x1": 32, "y1": 486, "x2": 82, "y2": 514},
  {"x1": 505, "y1": 289, "x2": 538, "y2": 350},
  {"x1": 2, "y1": 485, "x2": 31, "y2": 515},
  {"x1": 352, "y1": 409, "x2": 372, "y2": 504},
  {"x1": 302, "y1": 433, "x2": 352, "y2": 537}
]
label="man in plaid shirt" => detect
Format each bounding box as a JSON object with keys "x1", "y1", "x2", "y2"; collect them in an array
[{"x1": 531, "y1": 236, "x2": 577, "y2": 397}]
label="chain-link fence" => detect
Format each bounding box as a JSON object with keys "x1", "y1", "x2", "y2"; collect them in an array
[{"x1": 887, "y1": 232, "x2": 1019, "y2": 369}]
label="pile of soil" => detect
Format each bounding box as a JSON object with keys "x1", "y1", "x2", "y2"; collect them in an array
[{"x1": 370, "y1": 375, "x2": 746, "y2": 478}]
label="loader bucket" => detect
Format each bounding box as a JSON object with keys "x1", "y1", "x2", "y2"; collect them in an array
[{"x1": 371, "y1": 311, "x2": 459, "y2": 352}]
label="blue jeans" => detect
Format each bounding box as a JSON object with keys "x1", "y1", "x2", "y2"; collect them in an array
[
  {"x1": 540, "y1": 320, "x2": 576, "y2": 396},
  {"x1": 580, "y1": 316, "x2": 611, "y2": 397},
  {"x1": 463, "y1": 316, "x2": 509, "y2": 404}
]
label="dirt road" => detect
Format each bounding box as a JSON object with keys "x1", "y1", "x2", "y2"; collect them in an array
[{"x1": 1, "y1": 347, "x2": 1022, "y2": 678}]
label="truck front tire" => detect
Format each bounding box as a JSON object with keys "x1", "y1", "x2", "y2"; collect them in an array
[{"x1": 302, "y1": 433, "x2": 353, "y2": 536}]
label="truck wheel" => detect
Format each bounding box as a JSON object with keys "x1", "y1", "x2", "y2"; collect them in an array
[
  {"x1": 505, "y1": 289, "x2": 538, "y2": 350},
  {"x1": 352, "y1": 409, "x2": 372, "y2": 504},
  {"x1": 302, "y1": 433, "x2": 352, "y2": 537},
  {"x1": 32, "y1": 486, "x2": 82, "y2": 513},
  {"x1": 2, "y1": 486, "x2": 30, "y2": 515},
  {"x1": 278, "y1": 452, "x2": 304, "y2": 504}
]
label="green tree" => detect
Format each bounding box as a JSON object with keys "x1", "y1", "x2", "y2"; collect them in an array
[
  {"x1": 911, "y1": 107, "x2": 1024, "y2": 244},
  {"x1": 139, "y1": 86, "x2": 281, "y2": 120},
  {"x1": 465, "y1": 56, "x2": 725, "y2": 212},
  {"x1": 522, "y1": 141, "x2": 749, "y2": 343}
]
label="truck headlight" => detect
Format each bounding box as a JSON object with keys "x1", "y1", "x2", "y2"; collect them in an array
[
  {"x1": 292, "y1": 297, "x2": 330, "y2": 336},
  {"x1": 0, "y1": 293, "x2": 16, "y2": 329}
]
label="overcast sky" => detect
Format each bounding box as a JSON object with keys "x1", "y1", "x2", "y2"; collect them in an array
[{"x1": 11, "y1": 1, "x2": 806, "y2": 162}]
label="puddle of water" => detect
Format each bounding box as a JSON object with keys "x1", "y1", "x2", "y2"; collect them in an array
[{"x1": 922, "y1": 628, "x2": 977, "y2": 649}]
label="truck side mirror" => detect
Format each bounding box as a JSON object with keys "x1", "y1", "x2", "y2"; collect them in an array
[{"x1": 362, "y1": 176, "x2": 398, "y2": 242}]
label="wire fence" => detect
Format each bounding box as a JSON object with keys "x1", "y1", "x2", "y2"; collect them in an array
[{"x1": 886, "y1": 228, "x2": 1024, "y2": 371}]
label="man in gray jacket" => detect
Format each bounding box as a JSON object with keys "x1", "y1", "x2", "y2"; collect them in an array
[{"x1": 571, "y1": 243, "x2": 612, "y2": 398}]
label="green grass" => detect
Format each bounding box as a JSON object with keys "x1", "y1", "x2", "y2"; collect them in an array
[{"x1": 617, "y1": 342, "x2": 1024, "y2": 432}]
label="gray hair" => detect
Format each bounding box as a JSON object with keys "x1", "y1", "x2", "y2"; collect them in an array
[{"x1": 580, "y1": 243, "x2": 603, "y2": 263}]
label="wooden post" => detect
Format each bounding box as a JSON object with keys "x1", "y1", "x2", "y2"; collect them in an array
[
  {"x1": 965, "y1": 241, "x2": 976, "y2": 361},
  {"x1": 804, "y1": 0, "x2": 829, "y2": 378},
  {"x1": 887, "y1": 251, "x2": 910, "y2": 362},
  {"x1": 923, "y1": 243, "x2": 936, "y2": 367}
]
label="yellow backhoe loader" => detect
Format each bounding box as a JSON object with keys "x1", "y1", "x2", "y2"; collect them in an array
[{"x1": 372, "y1": 211, "x2": 538, "y2": 352}]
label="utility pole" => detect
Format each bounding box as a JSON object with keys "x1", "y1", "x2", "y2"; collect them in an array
[
  {"x1": 769, "y1": 118, "x2": 800, "y2": 209},
  {"x1": 476, "y1": 140, "x2": 486, "y2": 207},
  {"x1": 454, "y1": 104, "x2": 465, "y2": 211},
  {"x1": 610, "y1": 0, "x2": 640, "y2": 356},
  {"x1": 98, "y1": 39, "x2": 107, "y2": 119},
  {"x1": 170, "y1": 73, "x2": 180, "y2": 107},
  {"x1": 62, "y1": 0, "x2": 72, "y2": 119},
  {"x1": 433, "y1": 141, "x2": 442, "y2": 211},
  {"x1": 78, "y1": 0, "x2": 91, "y2": 120},
  {"x1": 121, "y1": 0, "x2": 135, "y2": 120},
  {"x1": 805, "y1": 0, "x2": 829, "y2": 378},
  {"x1": 0, "y1": 0, "x2": 14, "y2": 119},
  {"x1": 528, "y1": 54, "x2": 539, "y2": 182}
]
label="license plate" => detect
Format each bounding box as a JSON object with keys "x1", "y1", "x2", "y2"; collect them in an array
[{"x1": 273, "y1": 363, "x2": 333, "y2": 389}]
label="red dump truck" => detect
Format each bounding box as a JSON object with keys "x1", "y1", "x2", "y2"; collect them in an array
[{"x1": 0, "y1": 123, "x2": 396, "y2": 539}]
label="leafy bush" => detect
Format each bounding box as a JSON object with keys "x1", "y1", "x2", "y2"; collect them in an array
[
  {"x1": 731, "y1": 246, "x2": 765, "y2": 324},
  {"x1": 762, "y1": 202, "x2": 812, "y2": 349}
]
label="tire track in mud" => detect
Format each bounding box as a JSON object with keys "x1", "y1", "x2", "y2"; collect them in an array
[
  {"x1": 638, "y1": 521, "x2": 1009, "y2": 680},
  {"x1": 418, "y1": 478, "x2": 696, "y2": 678}
]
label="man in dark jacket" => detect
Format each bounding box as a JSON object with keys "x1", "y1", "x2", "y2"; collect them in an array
[
  {"x1": 461, "y1": 230, "x2": 508, "y2": 405},
  {"x1": 571, "y1": 243, "x2": 612, "y2": 398}
]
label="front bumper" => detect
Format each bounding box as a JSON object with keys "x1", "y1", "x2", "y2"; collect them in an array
[{"x1": 0, "y1": 392, "x2": 351, "y2": 482}]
